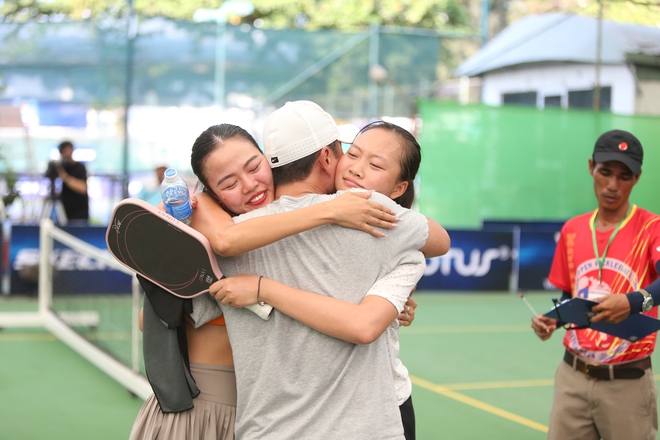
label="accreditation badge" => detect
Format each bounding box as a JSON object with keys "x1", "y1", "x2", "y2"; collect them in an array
[{"x1": 587, "y1": 284, "x2": 610, "y2": 300}]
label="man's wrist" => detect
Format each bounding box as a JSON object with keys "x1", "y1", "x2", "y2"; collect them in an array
[
  {"x1": 626, "y1": 291, "x2": 644, "y2": 314},
  {"x1": 639, "y1": 288, "x2": 654, "y2": 312}
]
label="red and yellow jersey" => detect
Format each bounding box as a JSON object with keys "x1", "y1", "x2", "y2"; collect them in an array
[{"x1": 549, "y1": 205, "x2": 660, "y2": 363}]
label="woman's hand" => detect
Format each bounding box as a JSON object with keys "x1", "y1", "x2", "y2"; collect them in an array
[
  {"x1": 325, "y1": 191, "x2": 399, "y2": 237},
  {"x1": 210, "y1": 274, "x2": 261, "y2": 307},
  {"x1": 398, "y1": 295, "x2": 418, "y2": 326}
]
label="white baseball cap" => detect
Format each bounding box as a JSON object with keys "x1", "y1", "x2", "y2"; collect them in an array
[{"x1": 263, "y1": 100, "x2": 359, "y2": 168}]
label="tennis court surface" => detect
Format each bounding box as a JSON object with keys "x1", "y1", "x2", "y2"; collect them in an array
[{"x1": 3, "y1": 292, "x2": 660, "y2": 439}]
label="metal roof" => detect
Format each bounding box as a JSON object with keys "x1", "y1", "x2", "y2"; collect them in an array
[{"x1": 455, "y1": 13, "x2": 660, "y2": 77}]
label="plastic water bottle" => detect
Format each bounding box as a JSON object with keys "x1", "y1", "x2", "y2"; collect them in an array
[{"x1": 160, "y1": 168, "x2": 192, "y2": 224}]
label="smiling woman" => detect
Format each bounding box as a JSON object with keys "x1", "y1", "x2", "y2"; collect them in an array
[
  {"x1": 193, "y1": 126, "x2": 274, "y2": 216},
  {"x1": 335, "y1": 120, "x2": 421, "y2": 209}
]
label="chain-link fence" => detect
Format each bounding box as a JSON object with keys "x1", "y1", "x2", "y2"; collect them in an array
[{"x1": 0, "y1": 18, "x2": 483, "y2": 223}]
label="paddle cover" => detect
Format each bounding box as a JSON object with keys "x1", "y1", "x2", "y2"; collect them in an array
[{"x1": 106, "y1": 198, "x2": 222, "y2": 298}]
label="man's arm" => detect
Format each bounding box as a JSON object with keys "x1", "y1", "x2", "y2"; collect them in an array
[
  {"x1": 591, "y1": 261, "x2": 660, "y2": 324},
  {"x1": 57, "y1": 165, "x2": 87, "y2": 195},
  {"x1": 625, "y1": 261, "x2": 660, "y2": 313}
]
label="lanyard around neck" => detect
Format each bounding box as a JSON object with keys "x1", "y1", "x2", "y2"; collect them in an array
[{"x1": 591, "y1": 205, "x2": 632, "y2": 284}]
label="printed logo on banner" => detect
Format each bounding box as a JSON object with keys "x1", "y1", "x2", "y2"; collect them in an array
[
  {"x1": 13, "y1": 248, "x2": 112, "y2": 271},
  {"x1": 418, "y1": 230, "x2": 513, "y2": 291},
  {"x1": 10, "y1": 225, "x2": 131, "y2": 294},
  {"x1": 424, "y1": 245, "x2": 511, "y2": 277}
]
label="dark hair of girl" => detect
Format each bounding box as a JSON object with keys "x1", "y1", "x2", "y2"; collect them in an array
[{"x1": 357, "y1": 120, "x2": 421, "y2": 209}]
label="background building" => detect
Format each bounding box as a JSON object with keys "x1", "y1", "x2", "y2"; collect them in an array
[{"x1": 454, "y1": 13, "x2": 660, "y2": 115}]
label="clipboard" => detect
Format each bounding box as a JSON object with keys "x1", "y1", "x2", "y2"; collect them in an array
[{"x1": 544, "y1": 297, "x2": 660, "y2": 342}]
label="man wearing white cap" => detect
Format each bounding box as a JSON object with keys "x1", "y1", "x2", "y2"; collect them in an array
[{"x1": 212, "y1": 100, "x2": 430, "y2": 439}]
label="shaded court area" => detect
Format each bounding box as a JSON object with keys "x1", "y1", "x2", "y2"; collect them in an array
[{"x1": 2, "y1": 292, "x2": 660, "y2": 439}]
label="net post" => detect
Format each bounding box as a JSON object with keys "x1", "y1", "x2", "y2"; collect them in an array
[
  {"x1": 509, "y1": 225, "x2": 521, "y2": 294},
  {"x1": 38, "y1": 218, "x2": 54, "y2": 318},
  {"x1": 38, "y1": 222, "x2": 151, "y2": 399},
  {"x1": 43, "y1": 313, "x2": 152, "y2": 400}
]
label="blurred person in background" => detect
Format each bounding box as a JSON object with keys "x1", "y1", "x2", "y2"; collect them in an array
[
  {"x1": 137, "y1": 164, "x2": 168, "y2": 206},
  {"x1": 532, "y1": 129, "x2": 660, "y2": 440},
  {"x1": 45, "y1": 140, "x2": 89, "y2": 224}
]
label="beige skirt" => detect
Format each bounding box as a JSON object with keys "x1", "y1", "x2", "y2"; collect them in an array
[{"x1": 129, "y1": 362, "x2": 237, "y2": 440}]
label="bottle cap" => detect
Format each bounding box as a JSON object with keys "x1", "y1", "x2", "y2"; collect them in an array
[{"x1": 163, "y1": 168, "x2": 178, "y2": 182}]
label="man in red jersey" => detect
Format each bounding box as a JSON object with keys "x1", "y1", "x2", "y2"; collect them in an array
[{"x1": 532, "y1": 129, "x2": 660, "y2": 440}]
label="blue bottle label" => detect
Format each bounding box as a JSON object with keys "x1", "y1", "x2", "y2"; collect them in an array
[
  {"x1": 162, "y1": 186, "x2": 192, "y2": 221},
  {"x1": 165, "y1": 202, "x2": 192, "y2": 222}
]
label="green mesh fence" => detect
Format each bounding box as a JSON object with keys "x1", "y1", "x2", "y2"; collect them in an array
[
  {"x1": 416, "y1": 101, "x2": 660, "y2": 229},
  {"x1": 0, "y1": 19, "x2": 441, "y2": 174},
  {"x1": 0, "y1": 20, "x2": 439, "y2": 115}
]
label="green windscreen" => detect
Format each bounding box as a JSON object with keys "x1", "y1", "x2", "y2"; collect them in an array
[{"x1": 416, "y1": 101, "x2": 660, "y2": 229}]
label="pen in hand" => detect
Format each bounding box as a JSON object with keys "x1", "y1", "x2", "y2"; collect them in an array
[{"x1": 520, "y1": 292, "x2": 549, "y2": 333}]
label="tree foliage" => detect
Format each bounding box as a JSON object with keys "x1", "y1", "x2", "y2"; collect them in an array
[
  {"x1": 0, "y1": 0, "x2": 468, "y2": 31},
  {"x1": 506, "y1": 0, "x2": 660, "y2": 29},
  {"x1": 1, "y1": 0, "x2": 657, "y2": 33}
]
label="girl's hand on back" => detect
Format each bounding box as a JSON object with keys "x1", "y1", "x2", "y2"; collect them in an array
[
  {"x1": 325, "y1": 191, "x2": 399, "y2": 238},
  {"x1": 398, "y1": 295, "x2": 417, "y2": 326}
]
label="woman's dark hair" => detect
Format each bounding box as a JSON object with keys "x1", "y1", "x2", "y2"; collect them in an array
[
  {"x1": 357, "y1": 120, "x2": 421, "y2": 208},
  {"x1": 190, "y1": 123, "x2": 261, "y2": 194}
]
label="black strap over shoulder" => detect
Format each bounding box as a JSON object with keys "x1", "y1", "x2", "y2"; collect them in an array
[
  {"x1": 138, "y1": 274, "x2": 192, "y2": 328},
  {"x1": 139, "y1": 276, "x2": 199, "y2": 413}
]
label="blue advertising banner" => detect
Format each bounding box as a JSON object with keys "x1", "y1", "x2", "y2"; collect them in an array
[
  {"x1": 518, "y1": 231, "x2": 561, "y2": 291},
  {"x1": 8, "y1": 223, "x2": 561, "y2": 294},
  {"x1": 482, "y1": 220, "x2": 564, "y2": 292},
  {"x1": 38, "y1": 103, "x2": 87, "y2": 128},
  {"x1": 419, "y1": 230, "x2": 513, "y2": 291},
  {"x1": 10, "y1": 225, "x2": 131, "y2": 295},
  {"x1": 482, "y1": 220, "x2": 564, "y2": 233}
]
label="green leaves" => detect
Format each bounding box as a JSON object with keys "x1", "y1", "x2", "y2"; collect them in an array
[{"x1": 1, "y1": 0, "x2": 471, "y2": 31}]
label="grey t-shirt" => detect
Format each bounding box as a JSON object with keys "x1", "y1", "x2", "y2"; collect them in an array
[{"x1": 218, "y1": 191, "x2": 428, "y2": 440}]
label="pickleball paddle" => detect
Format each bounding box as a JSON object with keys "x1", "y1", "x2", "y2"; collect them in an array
[{"x1": 106, "y1": 198, "x2": 272, "y2": 319}]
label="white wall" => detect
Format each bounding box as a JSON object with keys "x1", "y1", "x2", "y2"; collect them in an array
[
  {"x1": 636, "y1": 80, "x2": 660, "y2": 116},
  {"x1": 481, "y1": 63, "x2": 636, "y2": 115}
]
